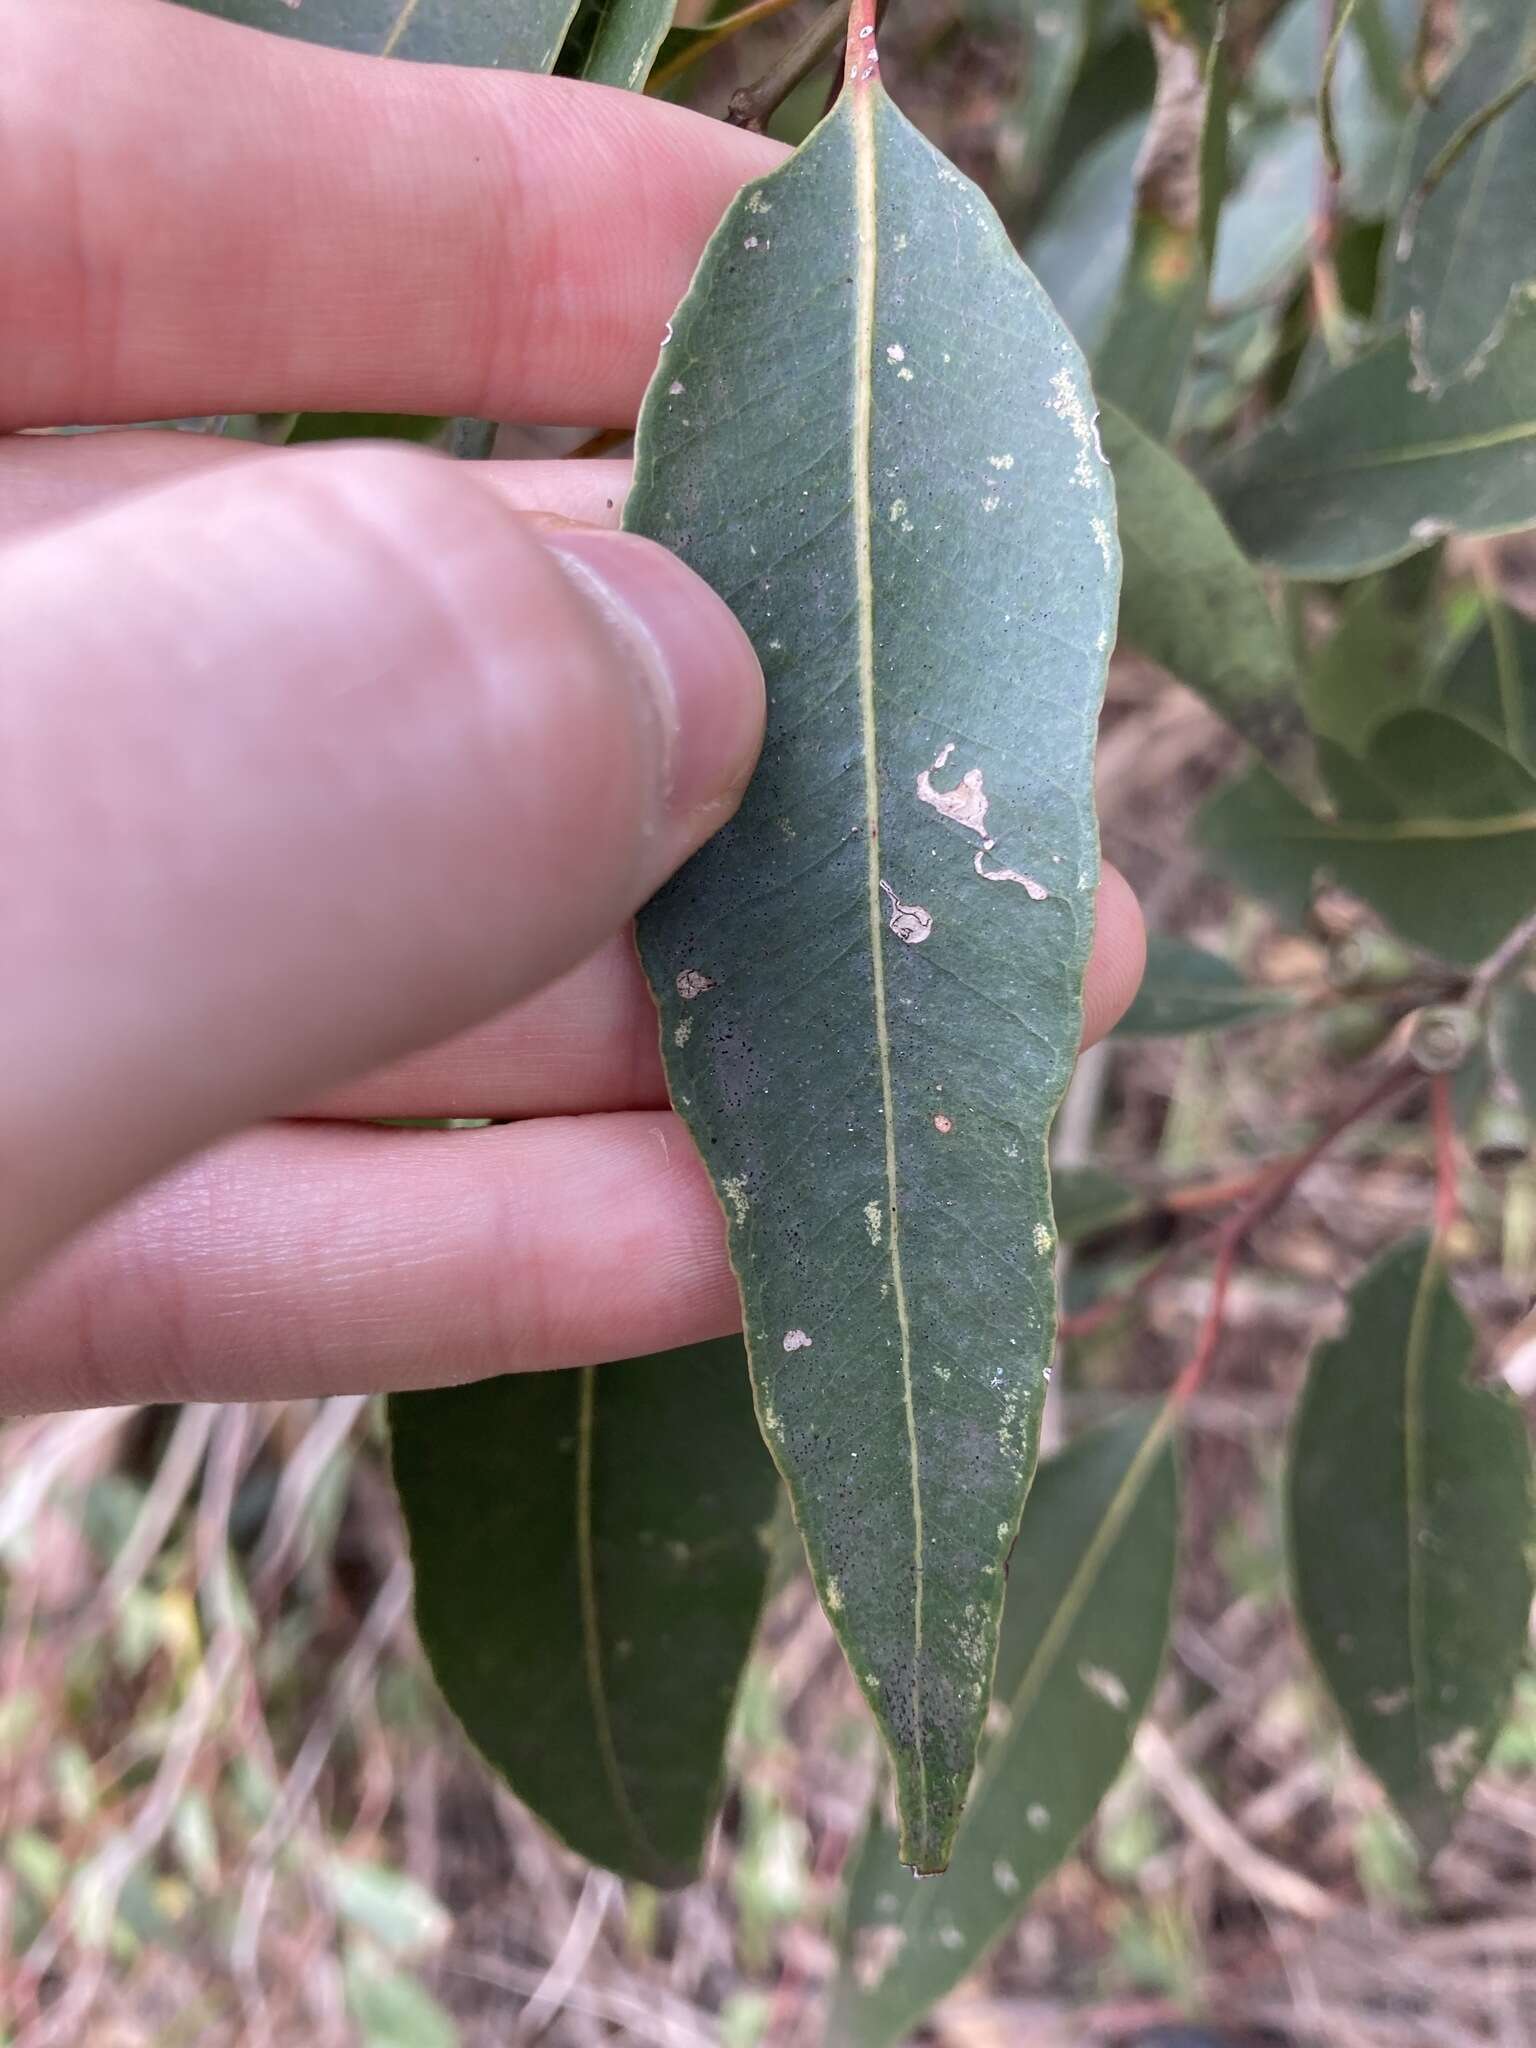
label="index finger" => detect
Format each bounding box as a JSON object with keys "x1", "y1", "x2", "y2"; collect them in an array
[{"x1": 5, "y1": 0, "x2": 783, "y2": 431}]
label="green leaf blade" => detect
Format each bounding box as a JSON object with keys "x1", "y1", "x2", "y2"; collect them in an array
[
  {"x1": 1103, "y1": 404, "x2": 1308, "y2": 774},
  {"x1": 557, "y1": 0, "x2": 677, "y2": 88},
  {"x1": 830, "y1": 1406, "x2": 1178, "y2": 2048},
  {"x1": 627, "y1": 71, "x2": 1119, "y2": 1873},
  {"x1": 390, "y1": 1341, "x2": 778, "y2": 1886},
  {"x1": 173, "y1": 0, "x2": 580, "y2": 69},
  {"x1": 1385, "y1": 0, "x2": 1536, "y2": 390},
  {"x1": 1215, "y1": 296, "x2": 1536, "y2": 580},
  {"x1": 1113, "y1": 935, "x2": 1294, "y2": 1036},
  {"x1": 1287, "y1": 1237, "x2": 1533, "y2": 1853}
]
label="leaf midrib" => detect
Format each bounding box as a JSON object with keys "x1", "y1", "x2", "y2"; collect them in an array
[{"x1": 850, "y1": 73, "x2": 929, "y2": 1855}]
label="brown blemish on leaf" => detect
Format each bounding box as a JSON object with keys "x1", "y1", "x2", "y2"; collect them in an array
[
  {"x1": 933, "y1": 1114, "x2": 954, "y2": 1134},
  {"x1": 676, "y1": 969, "x2": 717, "y2": 1000}
]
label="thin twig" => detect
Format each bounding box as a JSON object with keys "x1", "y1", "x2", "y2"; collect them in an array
[
  {"x1": 1170, "y1": 1061, "x2": 1422, "y2": 1404},
  {"x1": 1467, "y1": 905, "x2": 1536, "y2": 1009},
  {"x1": 727, "y1": 0, "x2": 849, "y2": 129},
  {"x1": 1133, "y1": 1721, "x2": 1335, "y2": 1920},
  {"x1": 1397, "y1": 66, "x2": 1536, "y2": 260},
  {"x1": 1318, "y1": 0, "x2": 1360, "y2": 180}
]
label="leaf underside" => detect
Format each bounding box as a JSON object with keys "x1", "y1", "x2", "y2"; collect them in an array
[
  {"x1": 627, "y1": 62, "x2": 1118, "y2": 1873},
  {"x1": 172, "y1": 0, "x2": 580, "y2": 68},
  {"x1": 1287, "y1": 1237, "x2": 1533, "y2": 1853},
  {"x1": 390, "y1": 1341, "x2": 778, "y2": 1886},
  {"x1": 830, "y1": 1406, "x2": 1178, "y2": 2048}
]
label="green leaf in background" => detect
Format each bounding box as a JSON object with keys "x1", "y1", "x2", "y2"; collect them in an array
[
  {"x1": 1199, "y1": 720, "x2": 1536, "y2": 965},
  {"x1": 1215, "y1": 292, "x2": 1536, "y2": 579},
  {"x1": 390, "y1": 1341, "x2": 778, "y2": 1885},
  {"x1": 1302, "y1": 579, "x2": 1429, "y2": 758},
  {"x1": 626, "y1": 20, "x2": 1119, "y2": 1873},
  {"x1": 1026, "y1": 117, "x2": 1148, "y2": 355},
  {"x1": 1113, "y1": 935, "x2": 1294, "y2": 1036},
  {"x1": 1095, "y1": 5, "x2": 1229, "y2": 438},
  {"x1": 1287, "y1": 1236, "x2": 1533, "y2": 1854},
  {"x1": 828, "y1": 1406, "x2": 1178, "y2": 2048},
  {"x1": 1384, "y1": 0, "x2": 1536, "y2": 390},
  {"x1": 174, "y1": 0, "x2": 579, "y2": 69},
  {"x1": 1102, "y1": 404, "x2": 1309, "y2": 774},
  {"x1": 557, "y1": 0, "x2": 677, "y2": 89},
  {"x1": 1007, "y1": 0, "x2": 1095, "y2": 187},
  {"x1": 1247, "y1": 0, "x2": 1415, "y2": 220},
  {"x1": 1433, "y1": 604, "x2": 1536, "y2": 764}
]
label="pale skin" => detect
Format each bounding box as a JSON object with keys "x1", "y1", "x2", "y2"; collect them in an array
[{"x1": 0, "y1": 0, "x2": 1146, "y2": 1412}]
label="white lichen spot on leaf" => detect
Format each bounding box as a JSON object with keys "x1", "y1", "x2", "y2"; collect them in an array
[
  {"x1": 1033, "y1": 1221, "x2": 1054, "y2": 1256},
  {"x1": 886, "y1": 342, "x2": 906, "y2": 363},
  {"x1": 782, "y1": 1329, "x2": 813, "y2": 1352},
  {"x1": 673, "y1": 1017, "x2": 693, "y2": 1049},
  {"x1": 993, "y1": 1858, "x2": 1020, "y2": 1895},
  {"x1": 1078, "y1": 1662, "x2": 1130, "y2": 1712},
  {"x1": 864, "y1": 1200, "x2": 884, "y2": 1246},
  {"x1": 1046, "y1": 366, "x2": 1099, "y2": 491},
  {"x1": 988, "y1": 453, "x2": 1015, "y2": 470},
  {"x1": 722, "y1": 1176, "x2": 750, "y2": 1227},
  {"x1": 676, "y1": 969, "x2": 716, "y2": 1000},
  {"x1": 1027, "y1": 1802, "x2": 1051, "y2": 1830}
]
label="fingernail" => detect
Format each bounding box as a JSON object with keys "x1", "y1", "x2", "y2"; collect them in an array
[{"x1": 543, "y1": 528, "x2": 764, "y2": 818}]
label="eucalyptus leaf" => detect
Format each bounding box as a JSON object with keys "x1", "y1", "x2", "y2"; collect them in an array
[
  {"x1": 1199, "y1": 731, "x2": 1536, "y2": 964},
  {"x1": 1103, "y1": 404, "x2": 1309, "y2": 774},
  {"x1": 1384, "y1": 0, "x2": 1536, "y2": 390},
  {"x1": 1302, "y1": 579, "x2": 1429, "y2": 758},
  {"x1": 829, "y1": 1406, "x2": 1178, "y2": 2048},
  {"x1": 626, "y1": 19, "x2": 1119, "y2": 1873},
  {"x1": 1095, "y1": 7, "x2": 1229, "y2": 438},
  {"x1": 1433, "y1": 606, "x2": 1536, "y2": 764},
  {"x1": 1026, "y1": 117, "x2": 1147, "y2": 355},
  {"x1": 1215, "y1": 293, "x2": 1536, "y2": 579},
  {"x1": 390, "y1": 1341, "x2": 778, "y2": 1886},
  {"x1": 1113, "y1": 935, "x2": 1293, "y2": 1036},
  {"x1": 173, "y1": 0, "x2": 579, "y2": 68},
  {"x1": 1287, "y1": 1236, "x2": 1533, "y2": 1853},
  {"x1": 557, "y1": 0, "x2": 677, "y2": 88}
]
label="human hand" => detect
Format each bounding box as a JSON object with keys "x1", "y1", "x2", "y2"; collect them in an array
[{"x1": 0, "y1": 0, "x2": 1145, "y2": 1410}]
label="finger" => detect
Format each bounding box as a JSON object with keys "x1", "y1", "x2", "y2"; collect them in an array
[
  {"x1": 303, "y1": 864, "x2": 1147, "y2": 1120},
  {"x1": 6, "y1": 0, "x2": 781, "y2": 430},
  {"x1": 0, "y1": 1116, "x2": 739, "y2": 1412},
  {"x1": 0, "y1": 445, "x2": 762, "y2": 1289},
  {"x1": 0, "y1": 428, "x2": 632, "y2": 540}
]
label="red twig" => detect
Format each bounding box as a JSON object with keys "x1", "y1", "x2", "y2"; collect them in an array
[{"x1": 1168, "y1": 1062, "x2": 1421, "y2": 1405}]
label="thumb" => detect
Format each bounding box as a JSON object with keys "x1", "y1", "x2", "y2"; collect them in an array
[{"x1": 0, "y1": 444, "x2": 763, "y2": 1287}]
